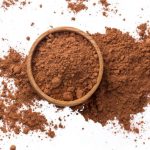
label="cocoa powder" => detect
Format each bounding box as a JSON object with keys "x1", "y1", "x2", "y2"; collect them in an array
[
  {"x1": 1, "y1": 0, "x2": 30, "y2": 9},
  {"x1": 0, "y1": 26, "x2": 150, "y2": 139},
  {"x1": 0, "y1": 49, "x2": 38, "y2": 102},
  {"x1": 100, "y1": 1, "x2": 109, "y2": 17},
  {"x1": 100, "y1": 0, "x2": 110, "y2": 7},
  {"x1": 65, "y1": 0, "x2": 118, "y2": 18},
  {"x1": 0, "y1": 49, "x2": 64, "y2": 138},
  {"x1": 137, "y1": 23, "x2": 148, "y2": 39},
  {"x1": 99, "y1": 0, "x2": 117, "y2": 17},
  {"x1": 32, "y1": 31, "x2": 99, "y2": 101},
  {"x1": 66, "y1": 0, "x2": 88, "y2": 13},
  {"x1": 10, "y1": 145, "x2": 16, "y2": 150},
  {"x1": 75, "y1": 27, "x2": 150, "y2": 131}
]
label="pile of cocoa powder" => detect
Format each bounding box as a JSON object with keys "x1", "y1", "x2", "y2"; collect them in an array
[
  {"x1": 32, "y1": 31, "x2": 99, "y2": 101},
  {"x1": 77, "y1": 27, "x2": 150, "y2": 131},
  {"x1": 0, "y1": 25, "x2": 150, "y2": 141}
]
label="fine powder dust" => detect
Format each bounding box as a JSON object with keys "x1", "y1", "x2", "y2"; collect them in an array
[
  {"x1": 32, "y1": 31, "x2": 99, "y2": 101},
  {"x1": 0, "y1": 26, "x2": 150, "y2": 140}
]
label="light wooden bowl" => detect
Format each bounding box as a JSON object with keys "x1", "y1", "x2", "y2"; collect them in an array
[{"x1": 27, "y1": 27, "x2": 103, "y2": 107}]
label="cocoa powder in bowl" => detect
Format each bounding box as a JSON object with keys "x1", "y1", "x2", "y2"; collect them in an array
[{"x1": 28, "y1": 28, "x2": 103, "y2": 105}]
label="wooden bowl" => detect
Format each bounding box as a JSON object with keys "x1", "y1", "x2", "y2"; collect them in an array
[{"x1": 27, "y1": 27, "x2": 103, "y2": 107}]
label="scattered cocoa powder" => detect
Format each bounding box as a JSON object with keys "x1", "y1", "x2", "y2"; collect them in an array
[
  {"x1": 71, "y1": 17, "x2": 76, "y2": 21},
  {"x1": 102, "y1": 11, "x2": 107, "y2": 17},
  {"x1": 137, "y1": 23, "x2": 147, "y2": 39},
  {"x1": 65, "y1": 0, "x2": 119, "y2": 18},
  {"x1": 10, "y1": 145, "x2": 16, "y2": 150},
  {"x1": 30, "y1": 22, "x2": 35, "y2": 26},
  {"x1": 46, "y1": 129, "x2": 55, "y2": 138},
  {"x1": 26, "y1": 36, "x2": 30, "y2": 41},
  {"x1": 1, "y1": 0, "x2": 15, "y2": 8},
  {"x1": 0, "y1": 49, "x2": 64, "y2": 138},
  {"x1": 32, "y1": 31, "x2": 99, "y2": 101},
  {"x1": 1, "y1": 0, "x2": 30, "y2": 9},
  {"x1": 66, "y1": 0, "x2": 88, "y2": 13},
  {"x1": 0, "y1": 49, "x2": 38, "y2": 102},
  {"x1": 99, "y1": 0, "x2": 111, "y2": 17},
  {"x1": 74, "y1": 27, "x2": 150, "y2": 131},
  {"x1": 100, "y1": 0, "x2": 110, "y2": 7},
  {"x1": 39, "y1": 4, "x2": 42, "y2": 8}
]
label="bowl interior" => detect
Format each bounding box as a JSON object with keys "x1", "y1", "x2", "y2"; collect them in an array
[{"x1": 27, "y1": 27, "x2": 103, "y2": 107}]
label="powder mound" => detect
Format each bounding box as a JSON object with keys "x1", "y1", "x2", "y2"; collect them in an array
[
  {"x1": 32, "y1": 31, "x2": 99, "y2": 101},
  {"x1": 66, "y1": 0, "x2": 88, "y2": 13},
  {"x1": 75, "y1": 28, "x2": 150, "y2": 131}
]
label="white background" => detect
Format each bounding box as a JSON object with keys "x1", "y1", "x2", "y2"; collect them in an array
[{"x1": 0, "y1": 0, "x2": 150, "y2": 150}]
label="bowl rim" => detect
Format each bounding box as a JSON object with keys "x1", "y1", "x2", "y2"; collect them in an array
[{"x1": 27, "y1": 26, "x2": 103, "y2": 107}]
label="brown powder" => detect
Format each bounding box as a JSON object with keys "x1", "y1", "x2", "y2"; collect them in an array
[
  {"x1": 66, "y1": 0, "x2": 88, "y2": 13},
  {"x1": 32, "y1": 31, "x2": 99, "y2": 101},
  {"x1": 46, "y1": 129, "x2": 55, "y2": 138},
  {"x1": 39, "y1": 4, "x2": 42, "y2": 8},
  {"x1": 30, "y1": 22, "x2": 35, "y2": 26},
  {"x1": 26, "y1": 36, "x2": 30, "y2": 41},
  {"x1": 2, "y1": 0, "x2": 16, "y2": 8},
  {"x1": 100, "y1": 0, "x2": 110, "y2": 7},
  {"x1": 0, "y1": 49, "x2": 38, "y2": 102},
  {"x1": 99, "y1": 0, "x2": 111, "y2": 17},
  {"x1": 1, "y1": 0, "x2": 29, "y2": 9},
  {"x1": 137, "y1": 23, "x2": 147, "y2": 39},
  {"x1": 10, "y1": 145, "x2": 16, "y2": 150},
  {"x1": 0, "y1": 26, "x2": 150, "y2": 137},
  {"x1": 71, "y1": 17, "x2": 76, "y2": 21},
  {"x1": 74, "y1": 27, "x2": 150, "y2": 131},
  {"x1": 0, "y1": 94, "x2": 54, "y2": 136},
  {"x1": 65, "y1": 0, "x2": 119, "y2": 18},
  {"x1": 0, "y1": 49, "x2": 64, "y2": 138}
]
